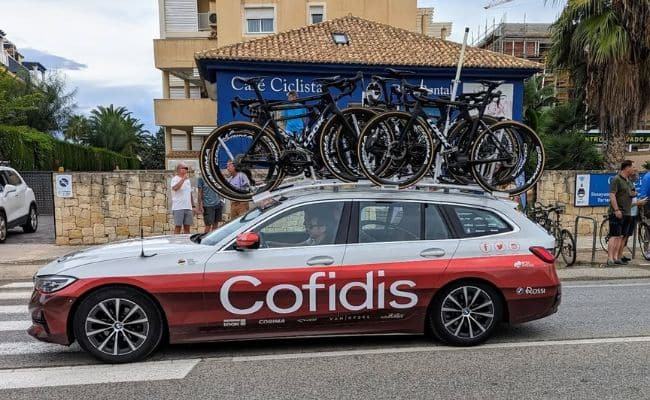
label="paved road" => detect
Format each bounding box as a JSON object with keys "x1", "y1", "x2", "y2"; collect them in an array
[
  {"x1": 5, "y1": 214, "x2": 55, "y2": 244},
  {"x1": 1, "y1": 279, "x2": 649, "y2": 399}
]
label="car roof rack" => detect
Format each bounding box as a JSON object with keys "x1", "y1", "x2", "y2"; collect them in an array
[{"x1": 251, "y1": 177, "x2": 511, "y2": 204}]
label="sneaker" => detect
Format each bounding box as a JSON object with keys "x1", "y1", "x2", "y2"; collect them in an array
[
  {"x1": 615, "y1": 259, "x2": 626, "y2": 265},
  {"x1": 606, "y1": 260, "x2": 618, "y2": 267},
  {"x1": 621, "y1": 256, "x2": 631, "y2": 262}
]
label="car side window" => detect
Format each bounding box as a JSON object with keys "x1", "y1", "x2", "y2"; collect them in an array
[
  {"x1": 0, "y1": 172, "x2": 6, "y2": 190},
  {"x1": 5, "y1": 171, "x2": 22, "y2": 186},
  {"x1": 451, "y1": 206, "x2": 512, "y2": 237},
  {"x1": 358, "y1": 201, "x2": 421, "y2": 243},
  {"x1": 424, "y1": 204, "x2": 450, "y2": 240},
  {"x1": 256, "y1": 202, "x2": 344, "y2": 248}
]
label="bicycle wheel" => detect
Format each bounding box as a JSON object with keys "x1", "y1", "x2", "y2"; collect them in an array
[
  {"x1": 357, "y1": 111, "x2": 435, "y2": 188},
  {"x1": 319, "y1": 107, "x2": 377, "y2": 181},
  {"x1": 200, "y1": 122, "x2": 284, "y2": 201},
  {"x1": 560, "y1": 229, "x2": 577, "y2": 266},
  {"x1": 638, "y1": 222, "x2": 650, "y2": 261},
  {"x1": 599, "y1": 218, "x2": 609, "y2": 252},
  {"x1": 470, "y1": 121, "x2": 544, "y2": 195}
]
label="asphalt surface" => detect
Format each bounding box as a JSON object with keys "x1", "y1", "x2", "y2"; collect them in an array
[
  {"x1": 5, "y1": 214, "x2": 55, "y2": 244},
  {"x1": 1, "y1": 279, "x2": 649, "y2": 399}
]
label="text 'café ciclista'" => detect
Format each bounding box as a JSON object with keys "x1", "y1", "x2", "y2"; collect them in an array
[{"x1": 195, "y1": 15, "x2": 542, "y2": 126}]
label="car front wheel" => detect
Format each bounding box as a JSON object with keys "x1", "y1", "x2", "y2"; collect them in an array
[
  {"x1": 73, "y1": 287, "x2": 164, "y2": 363},
  {"x1": 429, "y1": 281, "x2": 502, "y2": 346},
  {"x1": 0, "y1": 213, "x2": 6, "y2": 243}
]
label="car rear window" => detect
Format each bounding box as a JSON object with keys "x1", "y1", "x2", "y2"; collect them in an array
[{"x1": 450, "y1": 206, "x2": 512, "y2": 237}]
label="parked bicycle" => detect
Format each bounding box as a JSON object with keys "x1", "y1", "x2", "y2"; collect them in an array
[
  {"x1": 528, "y1": 203, "x2": 576, "y2": 266},
  {"x1": 599, "y1": 212, "x2": 650, "y2": 260}
]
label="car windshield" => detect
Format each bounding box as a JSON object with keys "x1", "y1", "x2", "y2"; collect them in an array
[{"x1": 198, "y1": 207, "x2": 264, "y2": 246}]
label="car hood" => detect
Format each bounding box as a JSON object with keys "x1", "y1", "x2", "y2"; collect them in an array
[{"x1": 38, "y1": 235, "x2": 201, "y2": 275}]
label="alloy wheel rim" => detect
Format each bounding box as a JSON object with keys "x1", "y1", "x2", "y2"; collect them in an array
[
  {"x1": 85, "y1": 298, "x2": 149, "y2": 356},
  {"x1": 440, "y1": 286, "x2": 495, "y2": 340},
  {"x1": 30, "y1": 209, "x2": 37, "y2": 229},
  {"x1": 0, "y1": 216, "x2": 5, "y2": 241}
]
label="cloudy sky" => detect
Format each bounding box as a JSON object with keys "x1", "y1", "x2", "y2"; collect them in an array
[{"x1": 1, "y1": 0, "x2": 566, "y2": 134}]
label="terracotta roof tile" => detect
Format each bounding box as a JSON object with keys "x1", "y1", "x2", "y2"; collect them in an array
[{"x1": 196, "y1": 16, "x2": 542, "y2": 70}]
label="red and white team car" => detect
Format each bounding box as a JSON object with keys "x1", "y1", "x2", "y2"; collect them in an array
[{"x1": 29, "y1": 183, "x2": 561, "y2": 363}]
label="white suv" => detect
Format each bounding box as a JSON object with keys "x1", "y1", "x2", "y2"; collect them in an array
[{"x1": 0, "y1": 166, "x2": 38, "y2": 242}]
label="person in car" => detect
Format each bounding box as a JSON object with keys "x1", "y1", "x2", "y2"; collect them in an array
[{"x1": 266, "y1": 213, "x2": 333, "y2": 247}]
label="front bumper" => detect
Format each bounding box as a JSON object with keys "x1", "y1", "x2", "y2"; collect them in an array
[{"x1": 27, "y1": 289, "x2": 76, "y2": 346}]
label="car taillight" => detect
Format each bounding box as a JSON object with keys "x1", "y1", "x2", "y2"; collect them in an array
[{"x1": 529, "y1": 246, "x2": 555, "y2": 264}]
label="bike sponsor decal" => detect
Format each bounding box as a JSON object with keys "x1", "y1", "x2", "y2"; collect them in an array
[
  {"x1": 516, "y1": 287, "x2": 546, "y2": 295},
  {"x1": 329, "y1": 314, "x2": 370, "y2": 322},
  {"x1": 480, "y1": 242, "x2": 491, "y2": 253},
  {"x1": 219, "y1": 271, "x2": 418, "y2": 315},
  {"x1": 223, "y1": 319, "x2": 246, "y2": 327},
  {"x1": 258, "y1": 318, "x2": 285, "y2": 325},
  {"x1": 509, "y1": 242, "x2": 520, "y2": 251},
  {"x1": 380, "y1": 313, "x2": 405, "y2": 320},
  {"x1": 513, "y1": 260, "x2": 534, "y2": 269}
]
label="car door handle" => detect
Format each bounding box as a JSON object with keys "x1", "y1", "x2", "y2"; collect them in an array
[
  {"x1": 420, "y1": 248, "x2": 446, "y2": 258},
  {"x1": 306, "y1": 256, "x2": 335, "y2": 266}
]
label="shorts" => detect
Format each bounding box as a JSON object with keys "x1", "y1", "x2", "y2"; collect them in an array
[
  {"x1": 626, "y1": 216, "x2": 637, "y2": 237},
  {"x1": 173, "y1": 209, "x2": 193, "y2": 226},
  {"x1": 609, "y1": 214, "x2": 632, "y2": 237},
  {"x1": 203, "y1": 204, "x2": 223, "y2": 225}
]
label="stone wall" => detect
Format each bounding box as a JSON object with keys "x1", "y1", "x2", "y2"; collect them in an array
[
  {"x1": 54, "y1": 171, "x2": 227, "y2": 245},
  {"x1": 534, "y1": 170, "x2": 611, "y2": 235}
]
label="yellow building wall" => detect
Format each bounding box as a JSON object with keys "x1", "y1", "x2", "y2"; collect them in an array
[{"x1": 215, "y1": 0, "x2": 417, "y2": 47}]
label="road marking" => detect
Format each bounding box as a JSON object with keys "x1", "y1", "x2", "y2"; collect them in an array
[
  {"x1": 0, "y1": 320, "x2": 31, "y2": 332},
  {"x1": 564, "y1": 282, "x2": 650, "y2": 289},
  {"x1": 0, "y1": 305, "x2": 27, "y2": 314},
  {"x1": 0, "y1": 341, "x2": 81, "y2": 356},
  {"x1": 0, "y1": 291, "x2": 32, "y2": 300},
  {"x1": 0, "y1": 359, "x2": 200, "y2": 390},
  {"x1": 228, "y1": 336, "x2": 650, "y2": 363},
  {"x1": 0, "y1": 282, "x2": 33, "y2": 289}
]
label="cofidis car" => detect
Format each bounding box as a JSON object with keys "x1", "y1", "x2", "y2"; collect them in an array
[{"x1": 29, "y1": 185, "x2": 561, "y2": 363}]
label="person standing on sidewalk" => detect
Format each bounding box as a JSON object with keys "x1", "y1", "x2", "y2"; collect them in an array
[
  {"x1": 227, "y1": 159, "x2": 251, "y2": 219},
  {"x1": 171, "y1": 162, "x2": 196, "y2": 234},
  {"x1": 197, "y1": 174, "x2": 223, "y2": 233},
  {"x1": 620, "y1": 169, "x2": 647, "y2": 262},
  {"x1": 607, "y1": 160, "x2": 635, "y2": 266}
]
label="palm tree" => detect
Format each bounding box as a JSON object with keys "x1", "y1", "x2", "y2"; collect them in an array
[
  {"x1": 548, "y1": 0, "x2": 650, "y2": 168},
  {"x1": 84, "y1": 105, "x2": 148, "y2": 155},
  {"x1": 63, "y1": 114, "x2": 92, "y2": 143}
]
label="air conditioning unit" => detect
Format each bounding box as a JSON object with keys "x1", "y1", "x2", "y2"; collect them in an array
[{"x1": 209, "y1": 13, "x2": 217, "y2": 27}]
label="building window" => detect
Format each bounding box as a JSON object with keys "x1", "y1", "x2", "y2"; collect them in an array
[
  {"x1": 245, "y1": 7, "x2": 274, "y2": 34},
  {"x1": 309, "y1": 5, "x2": 324, "y2": 24},
  {"x1": 331, "y1": 32, "x2": 349, "y2": 45}
]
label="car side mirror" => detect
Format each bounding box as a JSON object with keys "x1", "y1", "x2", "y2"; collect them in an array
[
  {"x1": 3, "y1": 184, "x2": 16, "y2": 196},
  {"x1": 235, "y1": 232, "x2": 260, "y2": 251}
]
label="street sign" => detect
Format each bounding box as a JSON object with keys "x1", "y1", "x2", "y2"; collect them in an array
[
  {"x1": 55, "y1": 174, "x2": 73, "y2": 198},
  {"x1": 585, "y1": 130, "x2": 650, "y2": 144},
  {"x1": 575, "y1": 172, "x2": 644, "y2": 207}
]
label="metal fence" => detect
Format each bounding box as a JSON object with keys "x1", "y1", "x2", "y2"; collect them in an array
[{"x1": 21, "y1": 171, "x2": 54, "y2": 215}]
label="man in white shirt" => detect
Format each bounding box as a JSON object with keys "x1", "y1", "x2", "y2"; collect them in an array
[{"x1": 171, "y1": 162, "x2": 196, "y2": 234}]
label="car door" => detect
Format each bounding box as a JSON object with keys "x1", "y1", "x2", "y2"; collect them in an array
[
  {"x1": 201, "y1": 200, "x2": 349, "y2": 338},
  {"x1": 1, "y1": 171, "x2": 24, "y2": 223},
  {"x1": 337, "y1": 200, "x2": 460, "y2": 332}
]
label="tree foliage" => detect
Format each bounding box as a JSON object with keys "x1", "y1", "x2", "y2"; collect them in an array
[
  {"x1": 138, "y1": 127, "x2": 166, "y2": 170},
  {"x1": 548, "y1": 0, "x2": 650, "y2": 168},
  {"x1": 523, "y1": 75, "x2": 556, "y2": 133},
  {"x1": 82, "y1": 105, "x2": 148, "y2": 156}
]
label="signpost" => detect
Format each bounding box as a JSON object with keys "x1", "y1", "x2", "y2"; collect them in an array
[
  {"x1": 575, "y1": 172, "x2": 645, "y2": 207},
  {"x1": 55, "y1": 174, "x2": 73, "y2": 198}
]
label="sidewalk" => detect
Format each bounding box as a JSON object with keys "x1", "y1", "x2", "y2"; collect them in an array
[{"x1": 2, "y1": 243, "x2": 650, "y2": 281}]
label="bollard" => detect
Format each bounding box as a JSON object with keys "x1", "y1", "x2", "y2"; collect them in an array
[{"x1": 574, "y1": 216, "x2": 597, "y2": 265}]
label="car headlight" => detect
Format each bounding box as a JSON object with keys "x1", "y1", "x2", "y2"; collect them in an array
[{"x1": 34, "y1": 276, "x2": 77, "y2": 294}]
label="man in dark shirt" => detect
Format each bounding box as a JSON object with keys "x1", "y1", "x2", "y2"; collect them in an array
[{"x1": 608, "y1": 160, "x2": 635, "y2": 266}]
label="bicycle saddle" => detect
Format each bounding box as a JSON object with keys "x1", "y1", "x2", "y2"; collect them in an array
[
  {"x1": 313, "y1": 75, "x2": 342, "y2": 84},
  {"x1": 233, "y1": 76, "x2": 266, "y2": 86},
  {"x1": 386, "y1": 68, "x2": 415, "y2": 77},
  {"x1": 475, "y1": 79, "x2": 505, "y2": 90}
]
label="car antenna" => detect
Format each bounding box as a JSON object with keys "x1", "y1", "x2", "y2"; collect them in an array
[{"x1": 140, "y1": 228, "x2": 157, "y2": 258}]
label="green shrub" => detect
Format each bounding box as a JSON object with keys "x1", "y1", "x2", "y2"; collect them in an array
[
  {"x1": 542, "y1": 130, "x2": 604, "y2": 170},
  {"x1": 0, "y1": 125, "x2": 139, "y2": 171}
]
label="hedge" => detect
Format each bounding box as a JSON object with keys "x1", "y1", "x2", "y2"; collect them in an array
[{"x1": 0, "y1": 125, "x2": 140, "y2": 171}]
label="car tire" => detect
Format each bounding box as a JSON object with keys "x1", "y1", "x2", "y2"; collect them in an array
[
  {"x1": 0, "y1": 212, "x2": 6, "y2": 243},
  {"x1": 429, "y1": 281, "x2": 502, "y2": 346},
  {"x1": 73, "y1": 287, "x2": 164, "y2": 363},
  {"x1": 22, "y1": 205, "x2": 38, "y2": 233}
]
